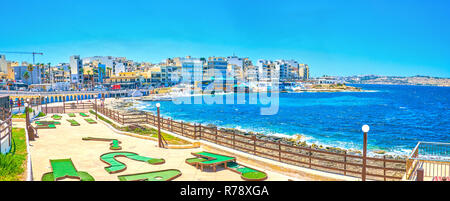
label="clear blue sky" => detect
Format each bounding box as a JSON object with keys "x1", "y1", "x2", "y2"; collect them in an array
[{"x1": 1, "y1": 0, "x2": 449, "y2": 77}]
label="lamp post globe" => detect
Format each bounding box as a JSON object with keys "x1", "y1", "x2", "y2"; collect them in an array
[
  {"x1": 361, "y1": 124, "x2": 370, "y2": 181},
  {"x1": 362, "y1": 125, "x2": 370, "y2": 133}
]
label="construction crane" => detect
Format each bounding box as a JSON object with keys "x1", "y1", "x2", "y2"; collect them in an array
[{"x1": 0, "y1": 51, "x2": 44, "y2": 65}]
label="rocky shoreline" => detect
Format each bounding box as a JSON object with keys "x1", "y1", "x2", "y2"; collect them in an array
[{"x1": 107, "y1": 97, "x2": 407, "y2": 160}]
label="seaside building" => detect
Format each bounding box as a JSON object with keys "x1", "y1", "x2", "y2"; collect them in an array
[
  {"x1": 257, "y1": 60, "x2": 279, "y2": 82},
  {"x1": 70, "y1": 55, "x2": 83, "y2": 86},
  {"x1": 299, "y1": 64, "x2": 310, "y2": 80},
  {"x1": 114, "y1": 63, "x2": 126, "y2": 76},
  {"x1": 205, "y1": 57, "x2": 228, "y2": 80},
  {"x1": 245, "y1": 65, "x2": 259, "y2": 83},
  {"x1": 105, "y1": 72, "x2": 140, "y2": 89},
  {"x1": 181, "y1": 58, "x2": 203, "y2": 84},
  {"x1": 226, "y1": 56, "x2": 252, "y2": 82},
  {"x1": 275, "y1": 59, "x2": 300, "y2": 81},
  {"x1": 0, "y1": 55, "x2": 8, "y2": 74},
  {"x1": 13, "y1": 66, "x2": 42, "y2": 85},
  {"x1": 0, "y1": 55, "x2": 15, "y2": 81},
  {"x1": 53, "y1": 64, "x2": 70, "y2": 83}
]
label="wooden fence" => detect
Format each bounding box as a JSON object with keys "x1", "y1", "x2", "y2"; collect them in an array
[{"x1": 94, "y1": 105, "x2": 406, "y2": 181}]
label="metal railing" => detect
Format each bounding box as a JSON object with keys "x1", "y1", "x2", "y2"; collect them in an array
[
  {"x1": 95, "y1": 104, "x2": 407, "y2": 181},
  {"x1": 406, "y1": 141, "x2": 450, "y2": 180}
]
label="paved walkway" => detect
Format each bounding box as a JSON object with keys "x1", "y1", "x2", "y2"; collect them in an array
[{"x1": 28, "y1": 113, "x2": 295, "y2": 181}]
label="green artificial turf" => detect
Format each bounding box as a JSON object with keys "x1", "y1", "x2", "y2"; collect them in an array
[
  {"x1": 110, "y1": 140, "x2": 121, "y2": 150},
  {"x1": 241, "y1": 171, "x2": 267, "y2": 180},
  {"x1": 50, "y1": 159, "x2": 79, "y2": 179},
  {"x1": 186, "y1": 158, "x2": 208, "y2": 163},
  {"x1": 117, "y1": 169, "x2": 181, "y2": 181},
  {"x1": 67, "y1": 119, "x2": 80, "y2": 126},
  {"x1": 101, "y1": 152, "x2": 164, "y2": 173},
  {"x1": 85, "y1": 118, "x2": 96, "y2": 123},
  {"x1": 78, "y1": 171, "x2": 95, "y2": 181},
  {"x1": 194, "y1": 152, "x2": 235, "y2": 164},
  {"x1": 51, "y1": 115, "x2": 62, "y2": 120}
]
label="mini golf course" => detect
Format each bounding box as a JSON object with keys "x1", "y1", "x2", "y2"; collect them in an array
[
  {"x1": 100, "y1": 152, "x2": 165, "y2": 174},
  {"x1": 67, "y1": 119, "x2": 80, "y2": 126},
  {"x1": 186, "y1": 151, "x2": 236, "y2": 172},
  {"x1": 36, "y1": 123, "x2": 56, "y2": 129},
  {"x1": 84, "y1": 118, "x2": 97, "y2": 124},
  {"x1": 186, "y1": 151, "x2": 267, "y2": 181},
  {"x1": 82, "y1": 137, "x2": 122, "y2": 150},
  {"x1": 51, "y1": 114, "x2": 62, "y2": 120},
  {"x1": 226, "y1": 162, "x2": 267, "y2": 181},
  {"x1": 118, "y1": 169, "x2": 182, "y2": 181},
  {"x1": 41, "y1": 159, "x2": 95, "y2": 181},
  {"x1": 35, "y1": 120, "x2": 61, "y2": 129},
  {"x1": 35, "y1": 121, "x2": 61, "y2": 125}
]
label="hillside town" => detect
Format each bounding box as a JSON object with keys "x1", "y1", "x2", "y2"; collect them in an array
[
  {"x1": 343, "y1": 75, "x2": 450, "y2": 87},
  {"x1": 0, "y1": 54, "x2": 318, "y2": 93}
]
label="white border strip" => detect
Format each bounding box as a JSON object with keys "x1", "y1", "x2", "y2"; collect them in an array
[{"x1": 24, "y1": 126, "x2": 33, "y2": 181}]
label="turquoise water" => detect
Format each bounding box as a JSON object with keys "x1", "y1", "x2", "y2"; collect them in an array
[{"x1": 135, "y1": 84, "x2": 450, "y2": 155}]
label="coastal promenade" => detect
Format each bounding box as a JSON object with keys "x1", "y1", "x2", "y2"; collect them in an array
[
  {"x1": 25, "y1": 108, "x2": 294, "y2": 181},
  {"x1": 0, "y1": 90, "x2": 149, "y2": 108},
  {"x1": 95, "y1": 101, "x2": 406, "y2": 181},
  {"x1": 6, "y1": 90, "x2": 448, "y2": 181}
]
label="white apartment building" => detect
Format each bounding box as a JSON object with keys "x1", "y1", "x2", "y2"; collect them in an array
[
  {"x1": 181, "y1": 58, "x2": 204, "y2": 84},
  {"x1": 70, "y1": 55, "x2": 83, "y2": 84}
]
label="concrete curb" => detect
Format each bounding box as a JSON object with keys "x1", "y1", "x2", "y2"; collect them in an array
[{"x1": 24, "y1": 126, "x2": 33, "y2": 181}]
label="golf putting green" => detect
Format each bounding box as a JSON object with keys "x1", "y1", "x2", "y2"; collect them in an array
[
  {"x1": 194, "y1": 151, "x2": 235, "y2": 164},
  {"x1": 85, "y1": 118, "x2": 97, "y2": 124},
  {"x1": 118, "y1": 169, "x2": 182, "y2": 181},
  {"x1": 41, "y1": 159, "x2": 95, "y2": 181},
  {"x1": 67, "y1": 119, "x2": 80, "y2": 126},
  {"x1": 52, "y1": 115, "x2": 62, "y2": 120},
  {"x1": 36, "y1": 123, "x2": 56, "y2": 129},
  {"x1": 35, "y1": 121, "x2": 60, "y2": 125},
  {"x1": 187, "y1": 152, "x2": 267, "y2": 181},
  {"x1": 227, "y1": 162, "x2": 267, "y2": 181},
  {"x1": 186, "y1": 157, "x2": 207, "y2": 164},
  {"x1": 82, "y1": 137, "x2": 122, "y2": 150},
  {"x1": 110, "y1": 140, "x2": 121, "y2": 150},
  {"x1": 100, "y1": 152, "x2": 165, "y2": 174}
]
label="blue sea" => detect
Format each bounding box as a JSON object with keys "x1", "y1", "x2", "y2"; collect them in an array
[{"x1": 134, "y1": 84, "x2": 450, "y2": 155}]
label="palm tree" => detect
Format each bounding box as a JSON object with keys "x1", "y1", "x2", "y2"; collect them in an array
[
  {"x1": 27, "y1": 64, "x2": 34, "y2": 84},
  {"x1": 106, "y1": 67, "x2": 112, "y2": 78},
  {"x1": 39, "y1": 63, "x2": 44, "y2": 84},
  {"x1": 23, "y1": 71, "x2": 30, "y2": 83},
  {"x1": 47, "y1": 62, "x2": 52, "y2": 84},
  {"x1": 68, "y1": 66, "x2": 71, "y2": 82}
]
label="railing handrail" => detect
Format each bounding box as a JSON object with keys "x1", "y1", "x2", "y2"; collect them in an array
[{"x1": 93, "y1": 104, "x2": 407, "y2": 181}]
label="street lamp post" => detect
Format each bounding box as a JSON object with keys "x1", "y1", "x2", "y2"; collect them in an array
[
  {"x1": 156, "y1": 103, "x2": 162, "y2": 148},
  {"x1": 362, "y1": 124, "x2": 370, "y2": 181}
]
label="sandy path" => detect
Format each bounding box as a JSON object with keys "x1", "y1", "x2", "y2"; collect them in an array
[{"x1": 29, "y1": 113, "x2": 293, "y2": 181}]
